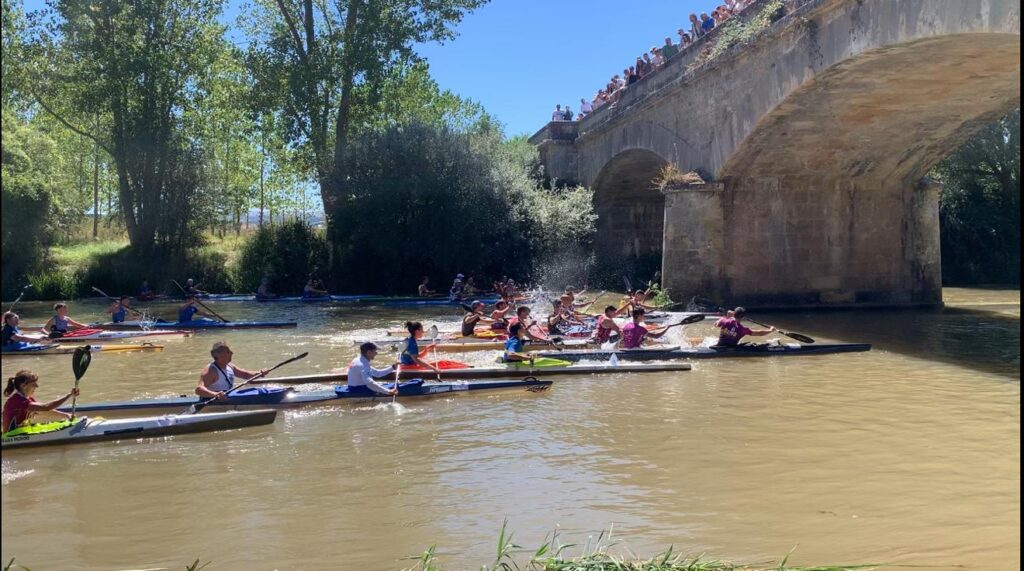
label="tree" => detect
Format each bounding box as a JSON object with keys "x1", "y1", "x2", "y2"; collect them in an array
[
  {"x1": 934, "y1": 109, "x2": 1020, "y2": 284},
  {"x1": 26, "y1": 0, "x2": 226, "y2": 251},
  {"x1": 245, "y1": 0, "x2": 486, "y2": 278}
]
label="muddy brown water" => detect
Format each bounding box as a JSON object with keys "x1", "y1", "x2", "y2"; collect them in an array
[{"x1": 1, "y1": 288, "x2": 1018, "y2": 570}]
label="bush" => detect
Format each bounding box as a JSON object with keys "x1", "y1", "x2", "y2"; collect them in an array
[
  {"x1": 78, "y1": 245, "x2": 232, "y2": 298},
  {"x1": 234, "y1": 221, "x2": 329, "y2": 294},
  {"x1": 27, "y1": 268, "x2": 81, "y2": 301}
]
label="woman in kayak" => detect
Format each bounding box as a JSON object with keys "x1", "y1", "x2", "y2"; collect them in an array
[
  {"x1": 106, "y1": 296, "x2": 131, "y2": 324},
  {"x1": 179, "y1": 296, "x2": 214, "y2": 323},
  {"x1": 196, "y1": 342, "x2": 269, "y2": 400},
  {"x1": 461, "y1": 301, "x2": 495, "y2": 337},
  {"x1": 41, "y1": 303, "x2": 88, "y2": 339},
  {"x1": 303, "y1": 279, "x2": 328, "y2": 299},
  {"x1": 3, "y1": 370, "x2": 79, "y2": 433},
  {"x1": 347, "y1": 342, "x2": 398, "y2": 396},
  {"x1": 714, "y1": 307, "x2": 775, "y2": 347},
  {"x1": 400, "y1": 321, "x2": 441, "y2": 374},
  {"x1": 621, "y1": 308, "x2": 672, "y2": 349},
  {"x1": 2, "y1": 312, "x2": 41, "y2": 350}
]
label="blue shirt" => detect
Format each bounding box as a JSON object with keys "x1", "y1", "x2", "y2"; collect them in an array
[
  {"x1": 504, "y1": 337, "x2": 524, "y2": 354},
  {"x1": 702, "y1": 18, "x2": 715, "y2": 32},
  {"x1": 2, "y1": 324, "x2": 19, "y2": 347},
  {"x1": 111, "y1": 307, "x2": 127, "y2": 323},
  {"x1": 400, "y1": 337, "x2": 420, "y2": 365},
  {"x1": 178, "y1": 305, "x2": 199, "y2": 322}
]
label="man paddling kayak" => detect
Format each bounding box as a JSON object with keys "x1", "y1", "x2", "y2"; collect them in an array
[
  {"x1": 714, "y1": 307, "x2": 775, "y2": 347},
  {"x1": 183, "y1": 278, "x2": 207, "y2": 296},
  {"x1": 418, "y1": 276, "x2": 437, "y2": 297},
  {"x1": 138, "y1": 280, "x2": 157, "y2": 301},
  {"x1": 196, "y1": 342, "x2": 269, "y2": 400},
  {"x1": 41, "y1": 303, "x2": 88, "y2": 338},
  {"x1": 179, "y1": 295, "x2": 216, "y2": 323},
  {"x1": 400, "y1": 321, "x2": 441, "y2": 373},
  {"x1": 3, "y1": 370, "x2": 79, "y2": 433},
  {"x1": 347, "y1": 342, "x2": 398, "y2": 396},
  {"x1": 106, "y1": 296, "x2": 131, "y2": 324},
  {"x1": 256, "y1": 276, "x2": 278, "y2": 299},
  {"x1": 589, "y1": 305, "x2": 625, "y2": 345},
  {"x1": 621, "y1": 308, "x2": 671, "y2": 349},
  {"x1": 303, "y1": 279, "x2": 328, "y2": 299}
]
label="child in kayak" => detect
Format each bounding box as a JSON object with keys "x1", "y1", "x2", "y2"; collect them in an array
[
  {"x1": 621, "y1": 308, "x2": 672, "y2": 349},
  {"x1": 179, "y1": 296, "x2": 215, "y2": 323},
  {"x1": 3, "y1": 370, "x2": 79, "y2": 433},
  {"x1": 400, "y1": 321, "x2": 440, "y2": 373},
  {"x1": 138, "y1": 280, "x2": 156, "y2": 301},
  {"x1": 489, "y1": 300, "x2": 513, "y2": 330},
  {"x1": 417, "y1": 276, "x2": 437, "y2": 297},
  {"x1": 589, "y1": 305, "x2": 625, "y2": 345},
  {"x1": 461, "y1": 301, "x2": 495, "y2": 336},
  {"x1": 106, "y1": 296, "x2": 131, "y2": 323},
  {"x1": 714, "y1": 307, "x2": 775, "y2": 347},
  {"x1": 303, "y1": 279, "x2": 328, "y2": 299},
  {"x1": 41, "y1": 303, "x2": 88, "y2": 339},
  {"x1": 507, "y1": 306, "x2": 549, "y2": 342},
  {"x1": 502, "y1": 323, "x2": 534, "y2": 362},
  {"x1": 2, "y1": 312, "x2": 42, "y2": 350}
]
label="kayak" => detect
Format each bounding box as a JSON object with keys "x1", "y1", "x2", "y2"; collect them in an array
[
  {"x1": 59, "y1": 379, "x2": 553, "y2": 417},
  {"x1": 2, "y1": 343, "x2": 165, "y2": 356},
  {"x1": 1, "y1": 409, "x2": 277, "y2": 449},
  {"x1": 533, "y1": 343, "x2": 873, "y2": 362},
  {"x1": 375, "y1": 297, "x2": 503, "y2": 307},
  {"x1": 93, "y1": 319, "x2": 298, "y2": 330},
  {"x1": 366, "y1": 339, "x2": 594, "y2": 352},
  {"x1": 259, "y1": 362, "x2": 692, "y2": 384},
  {"x1": 50, "y1": 329, "x2": 192, "y2": 342}
]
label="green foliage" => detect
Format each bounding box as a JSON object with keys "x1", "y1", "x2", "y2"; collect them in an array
[
  {"x1": 326, "y1": 121, "x2": 594, "y2": 293},
  {"x1": 77, "y1": 245, "x2": 233, "y2": 299},
  {"x1": 934, "y1": 109, "x2": 1020, "y2": 285},
  {"x1": 698, "y1": 0, "x2": 785, "y2": 66},
  {"x1": 235, "y1": 221, "x2": 329, "y2": 294},
  {"x1": 26, "y1": 268, "x2": 81, "y2": 301}
]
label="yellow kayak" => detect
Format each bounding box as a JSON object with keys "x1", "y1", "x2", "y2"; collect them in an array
[{"x1": 2, "y1": 343, "x2": 165, "y2": 357}]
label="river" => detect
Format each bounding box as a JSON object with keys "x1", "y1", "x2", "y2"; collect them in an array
[{"x1": 1, "y1": 287, "x2": 1019, "y2": 570}]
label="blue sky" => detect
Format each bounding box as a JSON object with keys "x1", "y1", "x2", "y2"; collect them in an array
[{"x1": 417, "y1": 0, "x2": 723, "y2": 136}]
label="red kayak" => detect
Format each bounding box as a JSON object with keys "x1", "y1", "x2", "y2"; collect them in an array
[{"x1": 400, "y1": 359, "x2": 469, "y2": 371}]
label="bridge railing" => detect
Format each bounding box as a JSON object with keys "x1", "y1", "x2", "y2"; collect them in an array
[{"x1": 528, "y1": 120, "x2": 580, "y2": 145}]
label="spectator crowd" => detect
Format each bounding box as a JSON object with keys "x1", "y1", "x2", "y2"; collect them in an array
[{"x1": 550, "y1": 0, "x2": 757, "y2": 122}]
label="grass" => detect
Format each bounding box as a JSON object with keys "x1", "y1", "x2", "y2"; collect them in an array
[
  {"x1": 403, "y1": 523, "x2": 881, "y2": 571},
  {"x1": 49, "y1": 240, "x2": 129, "y2": 275}
]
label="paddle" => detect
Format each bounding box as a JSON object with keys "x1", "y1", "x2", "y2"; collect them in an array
[
  {"x1": 429, "y1": 325, "x2": 442, "y2": 382},
  {"x1": 689, "y1": 297, "x2": 815, "y2": 344},
  {"x1": 577, "y1": 290, "x2": 606, "y2": 313},
  {"x1": 188, "y1": 352, "x2": 308, "y2": 414},
  {"x1": 392, "y1": 361, "x2": 402, "y2": 404},
  {"x1": 6, "y1": 283, "x2": 32, "y2": 314},
  {"x1": 91, "y1": 286, "x2": 148, "y2": 317},
  {"x1": 68, "y1": 345, "x2": 92, "y2": 420},
  {"x1": 658, "y1": 313, "x2": 707, "y2": 331},
  {"x1": 172, "y1": 279, "x2": 230, "y2": 323}
]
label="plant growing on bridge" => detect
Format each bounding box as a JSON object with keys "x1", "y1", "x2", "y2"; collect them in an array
[{"x1": 693, "y1": 0, "x2": 785, "y2": 68}]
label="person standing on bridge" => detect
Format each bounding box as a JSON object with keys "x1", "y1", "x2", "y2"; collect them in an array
[
  {"x1": 701, "y1": 12, "x2": 716, "y2": 33},
  {"x1": 689, "y1": 14, "x2": 704, "y2": 38},
  {"x1": 662, "y1": 37, "x2": 678, "y2": 60},
  {"x1": 551, "y1": 104, "x2": 564, "y2": 121}
]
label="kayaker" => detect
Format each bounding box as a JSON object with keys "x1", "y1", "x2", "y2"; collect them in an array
[
  {"x1": 400, "y1": 321, "x2": 441, "y2": 373},
  {"x1": 196, "y1": 342, "x2": 269, "y2": 400},
  {"x1": 621, "y1": 308, "x2": 671, "y2": 349},
  {"x1": 303, "y1": 279, "x2": 328, "y2": 299},
  {"x1": 41, "y1": 303, "x2": 88, "y2": 339},
  {"x1": 347, "y1": 342, "x2": 398, "y2": 396},
  {"x1": 627, "y1": 290, "x2": 659, "y2": 313},
  {"x1": 106, "y1": 295, "x2": 131, "y2": 323},
  {"x1": 461, "y1": 301, "x2": 495, "y2": 337},
  {"x1": 2, "y1": 312, "x2": 41, "y2": 350},
  {"x1": 3, "y1": 370, "x2": 79, "y2": 433},
  {"x1": 179, "y1": 295, "x2": 214, "y2": 323},
  {"x1": 507, "y1": 306, "x2": 549, "y2": 342},
  {"x1": 590, "y1": 305, "x2": 625, "y2": 345},
  {"x1": 256, "y1": 276, "x2": 278, "y2": 299},
  {"x1": 489, "y1": 300, "x2": 513, "y2": 330},
  {"x1": 448, "y1": 273, "x2": 465, "y2": 301},
  {"x1": 547, "y1": 299, "x2": 572, "y2": 336},
  {"x1": 714, "y1": 307, "x2": 775, "y2": 347},
  {"x1": 183, "y1": 278, "x2": 207, "y2": 296},
  {"x1": 138, "y1": 280, "x2": 156, "y2": 301},
  {"x1": 417, "y1": 276, "x2": 436, "y2": 297},
  {"x1": 502, "y1": 323, "x2": 533, "y2": 362}
]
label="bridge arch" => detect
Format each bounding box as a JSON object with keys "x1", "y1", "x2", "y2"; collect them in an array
[{"x1": 591, "y1": 149, "x2": 669, "y2": 263}]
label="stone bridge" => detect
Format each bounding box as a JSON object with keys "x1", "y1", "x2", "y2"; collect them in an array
[{"x1": 529, "y1": 0, "x2": 1020, "y2": 307}]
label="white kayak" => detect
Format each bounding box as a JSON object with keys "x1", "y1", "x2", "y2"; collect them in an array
[{"x1": 1, "y1": 410, "x2": 278, "y2": 449}]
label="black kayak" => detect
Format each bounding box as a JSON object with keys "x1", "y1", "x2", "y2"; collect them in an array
[{"x1": 534, "y1": 343, "x2": 872, "y2": 362}]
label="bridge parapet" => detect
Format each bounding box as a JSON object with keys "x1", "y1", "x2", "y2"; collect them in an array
[{"x1": 529, "y1": 121, "x2": 580, "y2": 185}]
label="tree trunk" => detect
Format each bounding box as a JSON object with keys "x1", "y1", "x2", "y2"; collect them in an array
[{"x1": 92, "y1": 129, "x2": 100, "y2": 240}]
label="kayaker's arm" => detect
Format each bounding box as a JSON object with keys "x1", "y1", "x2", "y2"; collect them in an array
[
  {"x1": 39, "y1": 317, "x2": 55, "y2": 335},
  {"x1": 196, "y1": 366, "x2": 227, "y2": 399},
  {"x1": 407, "y1": 353, "x2": 440, "y2": 373},
  {"x1": 746, "y1": 326, "x2": 777, "y2": 337},
  {"x1": 65, "y1": 317, "x2": 89, "y2": 330},
  {"x1": 233, "y1": 366, "x2": 270, "y2": 380},
  {"x1": 26, "y1": 389, "x2": 79, "y2": 417}
]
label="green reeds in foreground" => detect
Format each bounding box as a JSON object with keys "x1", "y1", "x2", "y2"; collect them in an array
[{"x1": 404, "y1": 522, "x2": 880, "y2": 571}]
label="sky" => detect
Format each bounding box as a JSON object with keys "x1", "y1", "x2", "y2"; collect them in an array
[{"x1": 417, "y1": 0, "x2": 723, "y2": 136}]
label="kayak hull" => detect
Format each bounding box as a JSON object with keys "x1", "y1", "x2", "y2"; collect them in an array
[
  {"x1": 1, "y1": 410, "x2": 278, "y2": 449},
  {"x1": 93, "y1": 320, "x2": 298, "y2": 330},
  {"x1": 533, "y1": 343, "x2": 873, "y2": 362},
  {"x1": 52, "y1": 329, "x2": 191, "y2": 342},
  {"x1": 2, "y1": 343, "x2": 165, "y2": 357},
  {"x1": 60, "y1": 379, "x2": 553, "y2": 417},
  {"x1": 260, "y1": 362, "x2": 692, "y2": 385}
]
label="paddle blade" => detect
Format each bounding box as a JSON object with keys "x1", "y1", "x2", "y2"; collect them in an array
[
  {"x1": 429, "y1": 324, "x2": 439, "y2": 340},
  {"x1": 678, "y1": 313, "x2": 706, "y2": 326},
  {"x1": 72, "y1": 345, "x2": 92, "y2": 381},
  {"x1": 783, "y1": 331, "x2": 816, "y2": 344}
]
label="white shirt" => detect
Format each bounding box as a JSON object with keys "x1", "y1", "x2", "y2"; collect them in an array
[
  {"x1": 347, "y1": 355, "x2": 395, "y2": 395},
  {"x1": 551, "y1": 109, "x2": 563, "y2": 121},
  {"x1": 581, "y1": 100, "x2": 593, "y2": 114}
]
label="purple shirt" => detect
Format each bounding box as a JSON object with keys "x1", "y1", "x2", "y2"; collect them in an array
[
  {"x1": 621, "y1": 322, "x2": 648, "y2": 349},
  {"x1": 716, "y1": 317, "x2": 752, "y2": 346}
]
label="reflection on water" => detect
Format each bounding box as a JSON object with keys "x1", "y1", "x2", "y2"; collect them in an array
[{"x1": 1, "y1": 289, "x2": 1019, "y2": 570}]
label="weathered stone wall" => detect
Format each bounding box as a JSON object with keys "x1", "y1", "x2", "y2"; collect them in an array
[{"x1": 529, "y1": 0, "x2": 1020, "y2": 307}]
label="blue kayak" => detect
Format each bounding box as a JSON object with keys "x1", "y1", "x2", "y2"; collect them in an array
[
  {"x1": 375, "y1": 297, "x2": 502, "y2": 307},
  {"x1": 93, "y1": 319, "x2": 298, "y2": 330},
  {"x1": 60, "y1": 379, "x2": 552, "y2": 417}
]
